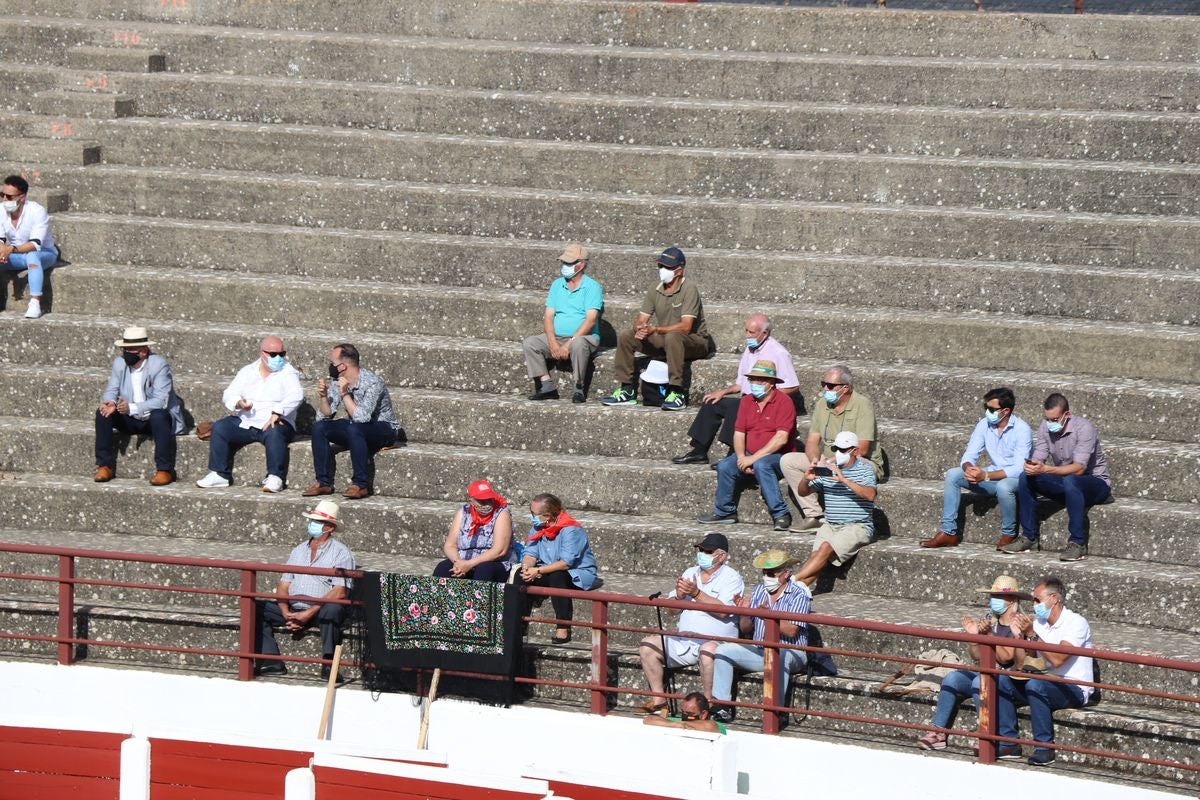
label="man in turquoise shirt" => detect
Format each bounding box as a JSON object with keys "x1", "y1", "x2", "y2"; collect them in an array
[{"x1": 521, "y1": 242, "x2": 604, "y2": 404}]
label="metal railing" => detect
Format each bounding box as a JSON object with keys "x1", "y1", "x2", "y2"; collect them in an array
[{"x1": 0, "y1": 543, "x2": 1197, "y2": 777}]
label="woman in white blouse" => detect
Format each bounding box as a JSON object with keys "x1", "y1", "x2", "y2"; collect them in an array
[{"x1": 1, "y1": 175, "x2": 59, "y2": 319}]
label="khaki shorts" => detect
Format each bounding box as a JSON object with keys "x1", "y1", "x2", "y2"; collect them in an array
[{"x1": 813, "y1": 521, "x2": 873, "y2": 566}]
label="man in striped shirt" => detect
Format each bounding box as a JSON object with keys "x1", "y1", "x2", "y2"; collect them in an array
[
  {"x1": 710, "y1": 549, "x2": 811, "y2": 723},
  {"x1": 791, "y1": 430, "x2": 878, "y2": 588}
]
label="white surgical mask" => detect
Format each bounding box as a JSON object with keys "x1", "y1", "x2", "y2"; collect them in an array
[
  {"x1": 834, "y1": 450, "x2": 851, "y2": 466},
  {"x1": 696, "y1": 552, "x2": 715, "y2": 570},
  {"x1": 1, "y1": 200, "x2": 18, "y2": 214},
  {"x1": 985, "y1": 409, "x2": 1002, "y2": 427},
  {"x1": 560, "y1": 262, "x2": 578, "y2": 279},
  {"x1": 658, "y1": 267, "x2": 676, "y2": 285},
  {"x1": 762, "y1": 576, "x2": 781, "y2": 592},
  {"x1": 1046, "y1": 419, "x2": 1065, "y2": 434}
]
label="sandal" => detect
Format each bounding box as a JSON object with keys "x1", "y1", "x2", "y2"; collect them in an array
[
  {"x1": 917, "y1": 730, "x2": 947, "y2": 751},
  {"x1": 551, "y1": 628, "x2": 572, "y2": 644},
  {"x1": 639, "y1": 698, "x2": 669, "y2": 714}
]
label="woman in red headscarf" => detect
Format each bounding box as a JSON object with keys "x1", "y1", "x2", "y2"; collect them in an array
[{"x1": 433, "y1": 479, "x2": 515, "y2": 582}]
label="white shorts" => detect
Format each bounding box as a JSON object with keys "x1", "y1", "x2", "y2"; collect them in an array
[{"x1": 663, "y1": 635, "x2": 705, "y2": 667}]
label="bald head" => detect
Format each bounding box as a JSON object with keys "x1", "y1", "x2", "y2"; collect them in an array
[{"x1": 261, "y1": 335, "x2": 284, "y2": 354}]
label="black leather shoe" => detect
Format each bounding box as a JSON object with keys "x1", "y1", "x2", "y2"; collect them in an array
[
  {"x1": 671, "y1": 449, "x2": 708, "y2": 465},
  {"x1": 530, "y1": 385, "x2": 559, "y2": 401},
  {"x1": 254, "y1": 662, "x2": 287, "y2": 677},
  {"x1": 572, "y1": 384, "x2": 586, "y2": 404},
  {"x1": 320, "y1": 663, "x2": 346, "y2": 683}
]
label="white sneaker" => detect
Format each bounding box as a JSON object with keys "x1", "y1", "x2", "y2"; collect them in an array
[
  {"x1": 23, "y1": 299, "x2": 41, "y2": 319},
  {"x1": 261, "y1": 475, "x2": 283, "y2": 493},
  {"x1": 195, "y1": 471, "x2": 230, "y2": 489}
]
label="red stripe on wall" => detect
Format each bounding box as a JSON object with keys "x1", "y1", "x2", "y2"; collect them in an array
[
  {"x1": 149, "y1": 738, "x2": 310, "y2": 799},
  {"x1": 0, "y1": 726, "x2": 123, "y2": 800},
  {"x1": 0, "y1": 771, "x2": 119, "y2": 800},
  {"x1": 544, "y1": 779, "x2": 687, "y2": 800},
  {"x1": 315, "y1": 766, "x2": 547, "y2": 799}
]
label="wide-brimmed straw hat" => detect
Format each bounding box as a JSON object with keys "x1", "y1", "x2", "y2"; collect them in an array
[
  {"x1": 977, "y1": 574, "x2": 1032, "y2": 600},
  {"x1": 114, "y1": 326, "x2": 155, "y2": 348},
  {"x1": 302, "y1": 499, "x2": 342, "y2": 529}
]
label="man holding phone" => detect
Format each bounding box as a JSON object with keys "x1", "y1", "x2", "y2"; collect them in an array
[{"x1": 791, "y1": 430, "x2": 878, "y2": 587}]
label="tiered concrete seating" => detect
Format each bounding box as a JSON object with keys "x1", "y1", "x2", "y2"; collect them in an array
[{"x1": 0, "y1": 0, "x2": 1197, "y2": 787}]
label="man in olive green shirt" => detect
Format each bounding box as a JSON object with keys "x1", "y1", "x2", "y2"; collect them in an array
[
  {"x1": 781, "y1": 365, "x2": 884, "y2": 528},
  {"x1": 602, "y1": 247, "x2": 713, "y2": 412}
]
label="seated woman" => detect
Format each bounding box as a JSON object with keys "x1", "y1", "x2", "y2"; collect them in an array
[
  {"x1": 917, "y1": 574, "x2": 1030, "y2": 751},
  {"x1": 517, "y1": 493, "x2": 598, "y2": 644},
  {"x1": 433, "y1": 479, "x2": 515, "y2": 582}
]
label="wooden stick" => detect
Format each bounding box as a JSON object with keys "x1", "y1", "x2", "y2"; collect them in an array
[
  {"x1": 416, "y1": 668, "x2": 442, "y2": 750},
  {"x1": 315, "y1": 644, "x2": 343, "y2": 740}
]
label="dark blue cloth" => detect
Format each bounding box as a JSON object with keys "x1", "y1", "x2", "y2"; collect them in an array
[
  {"x1": 1018, "y1": 472, "x2": 1111, "y2": 545},
  {"x1": 310, "y1": 417, "x2": 396, "y2": 488},
  {"x1": 207, "y1": 415, "x2": 295, "y2": 481},
  {"x1": 94, "y1": 408, "x2": 177, "y2": 472}
]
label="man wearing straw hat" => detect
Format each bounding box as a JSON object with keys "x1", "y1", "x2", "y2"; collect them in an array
[
  {"x1": 697, "y1": 359, "x2": 798, "y2": 531},
  {"x1": 93, "y1": 325, "x2": 185, "y2": 486},
  {"x1": 254, "y1": 500, "x2": 356, "y2": 679}
]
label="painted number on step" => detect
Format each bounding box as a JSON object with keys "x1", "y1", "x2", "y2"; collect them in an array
[
  {"x1": 50, "y1": 122, "x2": 74, "y2": 137},
  {"x1": 160, "y1": 0, "x2": 187, "y2": 7},
  {"x1": 113, "y1": 30, "x2": 143, "y2": 45},
  {"x1": 84, "y1": 75, "x2": 110, "y2": 92}
]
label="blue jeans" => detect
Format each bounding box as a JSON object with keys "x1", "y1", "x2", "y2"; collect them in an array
[
  {"x1": 1018, "y1": 472, "x2": 1111, "y2": 545},
  {"x1": 95, "y1": 408, "x2": 177, "y2": 473},
  {"x1": 997, "y1": 674, "x2": 1085, "y2": 746},
  {"x1": 713, "y1": 452, "x2": 788, "y2": 519},
  {"x1": 931, "y1": 668, "x2": 981, "y2": 728},
  {"x1": 712, "y1": 641, "x2": 807, "y2": 702},
  {"x1": 207, "y1": 415, "x2": 295, "y2": 481},
  {"x1": 310, "y1": 418, "x2": 396, "y2": 488},
  {"x1": 940, "y1": 467, "x2": 1019, "y2": 536},
  {"x1": 4, "y1": 246, "x2": 58, "y2": 296}
]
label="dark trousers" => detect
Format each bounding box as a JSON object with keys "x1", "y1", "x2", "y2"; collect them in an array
[
  {"x1": 207, "y1": 415, "x2": 295, "y2": 481},
  {"x1": 686, "y1": 396, "x2": 741, "y2": 453},
  {"x1": 517, "y1": 569, "x2": 574, "y2": 623},
  {"x1": 94, "y1": 408, "x2": 176, "y2": 472},
  {"x1": 1018, "y1": 471, "x2": 1111, "y2": 546},
  {"x1": 310, "y1": 418, "x2": 397, "y2": 488},
  {"x1": 255, "y1": 599, "x2": 345, "y2": 661},
  {"x1": 432, "y1": 559, "x2": 510, "y2": 582}
]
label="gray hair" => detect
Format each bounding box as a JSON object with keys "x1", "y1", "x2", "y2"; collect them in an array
[
  {"x1": 746, "y1": 313, "x2": 771, "y2": 334},
  {"x1": 828, "y1": 365, "x2": 853, "y2": 386}
]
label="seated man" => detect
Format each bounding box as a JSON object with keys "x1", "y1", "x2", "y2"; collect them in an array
[
  {"x1": 696, "y1": 359, "x2": 798, "y2": 531},
  {"x1": 93, "y1": 326, "x2": 185, "y2": 486},
  {"x1": 1, "y1": 174, "x2": 58, "y2": 319},
  {"x1": 672, "y1": 313, "x2": 800, "y2": 466},
  {"x1": 780, "y1": 365, "x2": 882, "y2": 531},
  {"x1": 923, "y1": 387, "x2": 1032, "y2": 550},
  {"x1": 642, "y1": 692, "x2": 727, "y2": 734},
  {"x1": 521, "y1": 242, "x2": 603, "y2": 404},
  {"x1": 1001, "y1": 393, "x2": 1111, "y2": 562},
  {"x1": 304, "y1": 343, "x2": 400, "y2": 500},
  {"x1": 638, "y1": 533, "x2": 743, "y2": 712},
  {"x1": 602, "y1": 247, "x2": 712, "y2": 411},
  {"x1": 791, "y1": 431, "x2": 878, "y2": 587},
  {"x1": 254, "y1": 500, "x2": 356, "y2": 680},
  {"x1": 999, "y1": 576, "x2": 1095, "y2": 766},
  {"x1": 196, "y1": 335, "x2": 304, "y2": 492},
  {"x1": 710, "y1": 550, "x2": 811, "y2": 723}
]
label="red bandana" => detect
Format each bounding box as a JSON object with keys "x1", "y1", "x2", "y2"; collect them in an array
[
  {"x1": 466, "y1": 497, "x2": 508, "y2": 535},
  {"x1": 527, "y1": 511, "x2": 580, "y2": 543}
]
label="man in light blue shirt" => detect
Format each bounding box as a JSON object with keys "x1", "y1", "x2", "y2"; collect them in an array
[
  {"x1": 923, "y1": 387, "x2": 1032, "y2": 551},
  {"x1": 521, "y1": 242, "x2": 604, "y2": 404}
]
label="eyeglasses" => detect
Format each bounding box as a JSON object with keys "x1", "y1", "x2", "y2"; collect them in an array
[
  {"x1": 262, "y1": 350, "x2": 287, "y2": 357},
  {"x1": 820, "y1": 382, "x2": 845, "y2": 390},
  {"x1": 830, "y1": 445, "x2": 854, "y2": 453},
  {"x1": 984, "y1": 405, "x2": 1004, "y2": 413}
]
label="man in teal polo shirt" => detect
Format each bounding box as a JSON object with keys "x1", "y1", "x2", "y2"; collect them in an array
[{"x1": 522, "y1": 243, "x2": 604, "y2": 404}]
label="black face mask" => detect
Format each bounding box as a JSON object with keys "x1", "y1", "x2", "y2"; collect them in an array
[
  {"x1": 122, "y1": 351, "x2": 142, "y2": 367},
  {"x1": 327, "y1": 363, "x2": 341, "y2": 380}
]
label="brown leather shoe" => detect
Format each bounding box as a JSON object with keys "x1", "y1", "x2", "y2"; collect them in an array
[
  {"x1": 920, "y1": 531, "x2": 960, "y2": 549},
  {"x1": 342, "y1": 484, "x2": 370, "y2": 500},
  {"x1": 996, "y1": 534, "x2": 1018, "y2": 550},
  {"x1": 149, "y1": 470, "x2": 174, "y2": 486},
  {"x1": 302, "y1": 482, "x2": 333, "y2": 497},
  {"x1": 93, "y1": 465, "x2": 114, "y2": 482}
]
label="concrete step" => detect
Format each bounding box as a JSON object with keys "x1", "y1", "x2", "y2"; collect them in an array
[
  {"x1": 36, "y1": 263, "x2": 1200, "y2": 386},
  {"x1": 2, "y1": 4, "x2": 1197, "y2": 63},
  {"x1": 2, "y1": 363, "x2": 1195, "y2": 505},
  {"x1": 0, "y1": 136, "x2": 100, "y2": 166},
  {"x1": 37, "y1": 116, "x2": 1200, "y2": 218},
  {"x1": 63, "y1": 45, "x2": 166, "y2": 73},
  {"x1": 24, "y1": 162, "x2": 1200, "y2": 277},
  {"x1": 47, "y1": 214, "x2": 1200, "y2": 328},
  {"x1": 25, "y1": 88, "x2": 135, "y2": 119},
  {"x1": 6, "y1": 64, "x2": 1196, "y2": 163},
  {"x1": 4, "y1": 314, "x2": 1199, "y2": 445}
]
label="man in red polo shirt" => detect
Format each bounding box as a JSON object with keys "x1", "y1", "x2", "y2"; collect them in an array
[{"x1": 697, "y1": 360, "x2": 798, "y2": 530}]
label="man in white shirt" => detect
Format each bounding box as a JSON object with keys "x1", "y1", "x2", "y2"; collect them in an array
[
  {"x1": 637, "y1": 533, "x2": 744, "y2": 711},
  {"x1": 0, "y1": 174, "x2": 58, "y2": 319},
  {"x1": 196, "y1": 335, "x2": 304, "y2": 493},
  {"x1": 999, "y1": 575, "x2": 1095, "y2": 766}
]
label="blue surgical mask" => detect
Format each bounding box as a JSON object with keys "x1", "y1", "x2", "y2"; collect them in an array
[
  {"x1": 1046, "y1": 419, "x2": 1064, "y2": 434},
  {"x1": 746, "y1": 337, "x2": 762, "y2": 351},
  {"x1": 822, "y1": 389, "x2": 839, "y2": 406},
  {"x1": 748, "y1": 383, "x2": 768, "y2": 399},
  {"x1": 307, "y1": 520, "x2": 326, "y2": 538},
  {"x1": 560, "y1": 262, "x2": 578, "y2": 279},
  {"x1": 1033, "y1": 601, "x2": 1051, "y2": 622},
  {"x1": 266, "y1": 354, "x2": 286, "y2": 372},
  {"x1": 696, "y1": 552, "x2": 715, "y2": 570},
  {"x1": 530, "y1": 513, "x2": 543, "y2": 528},
  {"x1": 989, "y1": 597, "x2": 1009, "y2": 615},
  {"x1": 985, "y1": 409, "x2": 1002, "y2": 427}
]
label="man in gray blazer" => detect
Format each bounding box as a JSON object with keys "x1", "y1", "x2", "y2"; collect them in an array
[{"x1": 94, "y1": 326, "x2": 185, "y2": 485}]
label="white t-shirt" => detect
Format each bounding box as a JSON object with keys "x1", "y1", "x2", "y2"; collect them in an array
[
  {"x1": 671, "y1": 564, "x2": 745, "y2": 641},
  {"x1": 1, "y1": 200, "x2": 55, "y2": 252},
  {"x1": 1034, "y1": 607, "x2": 1094, "y2": 702}
]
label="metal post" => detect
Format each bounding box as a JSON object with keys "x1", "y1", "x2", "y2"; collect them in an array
[
  {"x1": 590, "y1": 599, "x2": 609, "y2": 715},
  {"x1": 1075, "y1": 0, "x2": 1084, "y2": 13},
  {"x1": 57, "y1": 556, "x2": 74, "y2": 665},
  {"x1": 238, "y1": 569, "x2": 256, "y2": 681},
  {"x1": 977, "y1": 642, "x2": 998, "y2": 763},
  {"x1": 761, "y1": 617, "x2": 781, "y2": 734}
]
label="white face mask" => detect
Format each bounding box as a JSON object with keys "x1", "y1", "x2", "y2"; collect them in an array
[
  {"x1": 658, "y1": 267, "x2": 676, "y2": 285},
  {"x1": 762, "y1": 575, "x2": 781, "y2": 592},
  {"x1": 834, "y1": 450, "x2": 851, "y2": 466},
  {"x1": 1, "y1": 200, "x2": 18, "y2": 214}
]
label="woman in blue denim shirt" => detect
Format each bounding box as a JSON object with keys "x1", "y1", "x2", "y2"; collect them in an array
[{"x1": 517, "y1": 492, "x2": 598, "y2": 643}]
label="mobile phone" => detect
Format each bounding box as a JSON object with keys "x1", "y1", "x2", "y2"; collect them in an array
[{"x1": 812, "y1": 466, "x2": 834, "y2": 477}]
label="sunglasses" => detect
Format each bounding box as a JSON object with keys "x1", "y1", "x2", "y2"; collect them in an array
[
  {"x1": 984, "y1": 405, "x2": 1005, "y2": 413},
  {"x1": 830, "y1": 445, "x2": 854, "y2": 453},
  {"x1": 697, "y1": 547, "x2": 716, "y2": 555},
  {"x1": 820, "y1": 382, "x2": 845, "y2": 390},
  {"x1": 1, "y1": 192, "x2": 21, "y2": 200},
  {"x1": 262, "y1": 350, "x2": 287, "y2": 357}
]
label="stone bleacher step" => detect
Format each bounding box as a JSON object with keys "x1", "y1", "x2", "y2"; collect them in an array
[
  {"x1": 0, "y1": 136, "x2": 101, "y2": 166},
  {"x1": 0, "y1": 464, "x2": 1196, "y2": 630},
  {"x1": 27, "y1": 162, "x2": 1200, "y2": 277},
  {"x1": 1, "y1": 362, "x2": 1195, "y2": 506},
  {"x1": 26, "y1": 88, "x2": 134, "y2": 119},
  {"x1": 37, "y1": 264, "x2": 1200, "y2": 384},
  {"x1": 47, "y1": 214, "x2": 1200, "y2": 328},
  {"x1": 63, "y1": 44, "x2": 165, "y2": 73},
  {"x1": 38, "y1": 116, "x2": 1200, "y2": 218},
  {"x1": 14, "y1": 63, "x2": 1198, "y2": 162}
]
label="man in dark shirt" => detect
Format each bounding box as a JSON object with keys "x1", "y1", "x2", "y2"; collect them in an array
[{"x1": 697, "y1": 360, "x2": 798, "y2": 530}]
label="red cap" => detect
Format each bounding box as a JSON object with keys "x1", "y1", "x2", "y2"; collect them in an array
[{"x1": 467, "y1": 480, "x2": 500, "y2": 501}]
